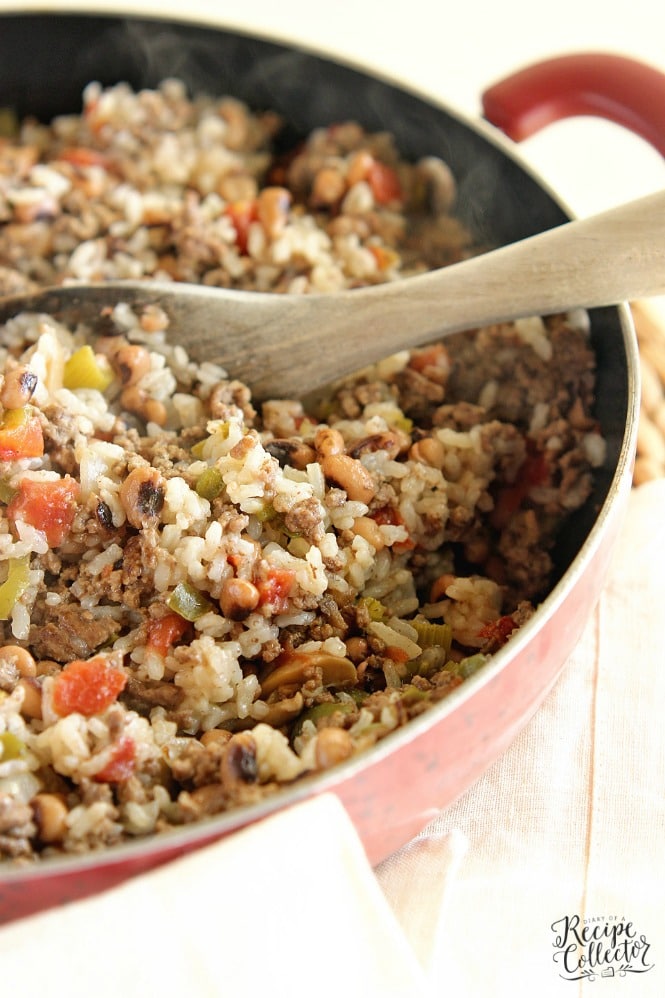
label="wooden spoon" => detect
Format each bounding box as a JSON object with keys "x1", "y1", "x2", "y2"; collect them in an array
[{"x1": 1, "y1": 189, "x2": 664, "y2": 400}]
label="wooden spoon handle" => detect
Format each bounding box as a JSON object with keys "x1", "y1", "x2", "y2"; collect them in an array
[{"x1": 229, "y1": 187, "x2": 665, "y2": 397}]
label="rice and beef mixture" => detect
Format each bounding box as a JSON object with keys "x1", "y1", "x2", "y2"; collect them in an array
[{"x1": 0, "y1": 81, "x2": 605, "y2": 861}]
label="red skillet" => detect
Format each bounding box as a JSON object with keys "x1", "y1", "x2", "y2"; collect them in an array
[{"x1": 0, "y1": 19, "x2": 662, "y2": 923}]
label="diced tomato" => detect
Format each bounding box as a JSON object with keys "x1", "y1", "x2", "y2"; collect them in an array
[
  {"x1": 56, "y1": 147, "x2": 110, "y2": 169},
  {"x1": 491, "y1": 445, "x2": 549, "y2": 529},
  {"x1": 408, "y1": 342, "x2": 448, "y2": 374},
  {"x1": 256, "y1": 568, "x2": 295, "y2": 614},
  {"x1": 0, "y1": 408, "x2": 44, "y2": 461},
  {"x1": 372, "y1": 505, "x2": 400, "y2": 527},
  {"x1": 94, "y1": 736, "x2": 136, "y2": 783},
  {"x1": 370, "y1": 505, "x2": 415, "y2": 553},
  {"x1": 7, "y1": 476, "x2": 79, "y2": 547},
  {"x1": 477, "y1": 614, "x2": 517, "y2": 647},
  {"x1": 52, "y1": 656, "x2": 127, "y2": 717},
  {"x1": 385, "y1": 645, "x2": 411, "y2": 664},
  {"x1": 224, "y1": 199, "x2": 259, "y2": 254},
  {"x1": 367, "y1": 160, "x2": 402, "y2": 205},
  {"x1": 368, "y1": 244, "x2": 400, "y2": 272},
  {"x1": 146, "y1": 612, "x2": 190, "y2": 657}
]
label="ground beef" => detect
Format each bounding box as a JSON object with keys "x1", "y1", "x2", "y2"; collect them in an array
[{"x1": 28, "y1": 603, "x2": 120, "y2": 663}]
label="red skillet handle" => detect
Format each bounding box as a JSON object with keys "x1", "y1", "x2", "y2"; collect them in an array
[{"x1": 482, "y1": 53, "x2": 665, "y2": 157}]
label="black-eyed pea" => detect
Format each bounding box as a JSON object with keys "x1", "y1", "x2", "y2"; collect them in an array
[
  {"x1": 219, "y1": 577, "x2": 260, "y2": 621},
  {"x1": 349, "y1": 430, "x2": 408, "y2": 461},
  {"x1": 17, "y1": 677, "x2": 42, "y2": 719},
  {"x1": 345, "y1": 636, "x2": 368, "y2": 664},
  {"x1": 120, "y1": 386, "x2": 168, "y2": 427},
  {"x1": 257, "y1": 186, "x2": 291, "y2": 237},
  {"x1": 0, "y1": 366, "x2": 38, "y2": 409},
  {"x1": 31, "y1": 793, "x2": 68, "y2": 844},
  {"x1": 220, "y1": 731, "x2": 258, "y2": 789},
  {"x1": 266, "y1": 438, "x2": 316, "y2": 470},
  {"x1": 409, "y1": 435, "x2": 445, "y2": 468},
  {"x1": 315, "y1": 726, "x2": 353, "y2": 769},
  {"x1": 139, "y1": 305, "x2": 169, "y2": 334},
  {"x1": 321, "y1": 453, "x2": 376, "y2": 503},
  {"x1": 346, "y1": 150, "x2": 374, "y2": 186},
  {"x1": 200, "y1": 728, "x2": 233, "y2": 749},
  {"x1": 113, "y1": 344, "x2": 152, "y2": 386},
  {"x1": 0, "y1": 644, "x2": 36, "y2": 678},
  {"x1": 119, "y1": 466, "x2": 167, "y2": 529},
  {"x1": 314, "y1": 426, "x2": 345, "y2": 458},
  {"x1": 352, "y1": 515, "x2": 385, "y2": 551},
  {"x1": 430, "y1": 572, "x2": 456, "y2": 603},
  {"x1": 311, "y1": 167, "x2": 346, "y2": 206}
]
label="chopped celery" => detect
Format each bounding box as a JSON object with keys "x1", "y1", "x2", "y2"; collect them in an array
[
  {"x1": 191, "y1": 422, "x2": 231, "y2": 459},
  {"x1": 0, "y1": 480, "x2": 16, "y2": 504},
  {"x1": 410, "y1": 619, "x2": 452, "y2": 653},
  {"x1": 391, "y1": 414, "x2": 413, "y2": 434},
  {"x1": 253, "y1": 503, "x2": 276, "y2": 523},
  {"x1": 358, "y1": 596, "x2": 386, "y2": 622},
  {"x1": 63, "y1": 345, "x2": 114, "y2": 392},
  {"x1": 167, "y1": 581, "x2": 214, "y2": 621},
  {"x1": 0, "y1": 731, "x2": 25, "y2": 761},
  {"x1": 190, "y1": 439, "x2": 208, "y2": 459},
  {"x1": 195, "y1": 467, "x2": 224, "y2": 501},
  {"x1": 0, "y1": 555, "x2": 31, "y2": 619},
  {"x1": 292, "y1": 699, "x2": 355, "y2": 737},
  {"x1": 400, "y1": 684, "x2": 430, "y2": 704},
  {"x1": 445, "y1": 653, "x2": 488, "y2": 680}
]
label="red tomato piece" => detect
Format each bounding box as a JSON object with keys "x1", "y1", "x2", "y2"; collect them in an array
[
  {"x1": 408, "y1": 342, "x2": 448, "y2": 374},
  {"x1": 368, "y1": 244, "x2": 399, "y2": 272},
  {"x1": 385, "y1": 645, "x2": 411, "y2": 664},
  {"x1": 477, "y1": 614, "x2": 517, "y2": 647},
  {"x1": 52, "y1": 657, "x2": 127, "y2": 717},
  {"x1": 146, "y1": 612, "x2": 190, "y2": 657},
  {"x1": 0, "y1": 409, "x2": 44, "y2": 461},
  {"x1": 370, "y1": 505, "x2": 415, "y2": 553},
  {"x1": 256, "y1": 568, "x2": 295, "y2": 613},
  {"x1": 491, "y1": 446, "x2": 549, "y2": 529},
  {"x1": 7, "y1": 476, "x2": 80, "y2": 546},
  {"x1": 94, "y1": 736, "x2": 136, "y2": 783},
  {"x1": 224, "y1": 199, "x2": 259, "y2": 254},
  {"x1": 367, "y1": 160, "x2": 403, "y2": 205},
  {"x1": 56, "y1": 147, "x2": 110, "y2": 169}
]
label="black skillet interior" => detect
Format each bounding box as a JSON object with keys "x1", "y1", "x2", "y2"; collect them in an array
[{"x1": 0, "y1": 11, "x2": 630, "y2": 583}]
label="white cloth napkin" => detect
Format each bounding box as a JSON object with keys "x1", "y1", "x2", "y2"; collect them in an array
[{"x1": 3, "y1": 481, "x2": 665, "y2": 998}]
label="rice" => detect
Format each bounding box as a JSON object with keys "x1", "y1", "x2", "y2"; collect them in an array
[{"x1": 0, "y1": 81, "x2": 603, "y2": 862}]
